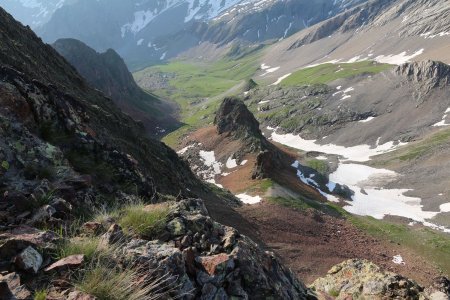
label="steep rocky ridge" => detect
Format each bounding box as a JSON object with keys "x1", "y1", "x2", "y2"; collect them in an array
[
  {"x1": 0, "y1": 6, "x2": 321, "y2": 299},
  {"x1": 52, "y1": 38, "x2": 179, "y2": 137}
]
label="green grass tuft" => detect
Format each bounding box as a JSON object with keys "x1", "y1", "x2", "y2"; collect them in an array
[
  {"x1": 55, "y1": 237, "x2": 102, "y2": 262},
  {"x1": 118, "y1": 204, "x2": 169, "y2": 238},
  {"x1": 75, "y1": 261, "x2": 172, "y2": 300}
]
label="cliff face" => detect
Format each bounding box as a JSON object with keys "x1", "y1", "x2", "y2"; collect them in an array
[{"x1": 52, "y1": 38, "x2": 180, "y2": 137}]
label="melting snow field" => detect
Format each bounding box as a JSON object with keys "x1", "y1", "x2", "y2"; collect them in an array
[
  {"x1": 236, "y1": 193, "x2": 262, "y2": 204},
  {"x1": 260, "y1": 63, "x2": 280, "y2": 76},
  {"x1": 270, "y1": 131, "x2": 404, "y2": 162},
  {"x1": 270, "y1": 129, "x2": 450, "y2": 233},
  {"x1": 329, "y1": 163, "x2": 440, "y2": 222},
  {"x1": 226, "y1": 156, "x2": 238, "y2": 169}
]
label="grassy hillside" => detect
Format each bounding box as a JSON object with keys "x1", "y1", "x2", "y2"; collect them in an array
[
  {"x1": 281, "y1": 61, "x2": 392, "y2": 86},
  {"x1": 134, "y1": 53, "x2": 261, "y2": 146}
]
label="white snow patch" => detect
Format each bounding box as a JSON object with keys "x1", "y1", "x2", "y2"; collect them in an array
[
  {"x1": 359, "y1": 116, "x2": 376, "y2": 123},
  {"x1": 199, "y1": 150, "x2": 222, "y2": 174},
  {"x1": 292, "y1": 161, "x2": 339, "y2": 203},
  {"x1": 316, "y1": 155, "x2": 328, "y2": 160},
  {"x1": 260, "y1": 66, "x2": 280, "y2": 77},
  {"x1": 160, "y1": 52, "x2": 167, "y2": 60},
  {"x1": 237, "y1": 193, "x2": 262, "y2": 204},
  {"x1": 136, "y1": 38, "x2": 144, "y2": 46},
  {"x1": 258, "y1": 100, "x2": 270, "y2": 104},
  {"x1": 272, "y1": 73, "x2": 292, "y2": 85},
  {"x1": 240, "y1": 160, "x2": 248, "y2": 166},
  {"x1": 271, "y1": 132, "x2": 405, "y2": 162},
  {"x1": 226, "y1": 157, "x2": 238, "y2": 169},
  {"x1": 392, "y1": 255, "x2": 405, "y2": 265},
  {"x1": 440, "y1": 203, "x2": 450, "y2": 213},
  {"x1": 177, "y1": 145, "x2": 194, "y2": 155},
  {"x1": 374, "y1": 49, "x2": 424, "y2": 65}
]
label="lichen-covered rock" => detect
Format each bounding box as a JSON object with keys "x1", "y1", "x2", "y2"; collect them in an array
[
  {"x1": 122, "y1": 199, "x2": 315, "y2": 299},
  {"x1": 311, "y1": 259, "x2": 423, "y2": 299}
]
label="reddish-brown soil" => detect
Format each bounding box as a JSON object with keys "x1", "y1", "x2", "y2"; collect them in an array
[{"x1": 237, "y1": 201, "x2": 441, "y2": 286}]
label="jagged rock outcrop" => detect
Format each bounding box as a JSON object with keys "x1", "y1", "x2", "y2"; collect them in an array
[
  {"x1": 215, "y1": 97, "x2": 264, "y2": 141},
  {"x1": 395, "y1": 60, "x2": 450, "y2": 91},
  {"x1": 213, "y1": 97, "x2": 284, "y2": 179}
]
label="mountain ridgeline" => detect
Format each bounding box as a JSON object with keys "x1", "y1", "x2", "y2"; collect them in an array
[
  {"x1": 35, "y1": 0, "x2": 368, "y2": 69},
  {"x1": 52, "y1": 38, "x2": 179, "y2": 136}
]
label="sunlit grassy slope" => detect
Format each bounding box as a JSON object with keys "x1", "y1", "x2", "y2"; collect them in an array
[{"x1": 281, "y1": 61, "x2": 392, "y2": 86}]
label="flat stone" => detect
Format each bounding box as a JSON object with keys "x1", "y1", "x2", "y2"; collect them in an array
[
  {"x1": 197, "y1": 253, "x2": 234, "y2": 276},
  {"x1": 45, "y1": 254, "x2": 85, "y2": 272}
]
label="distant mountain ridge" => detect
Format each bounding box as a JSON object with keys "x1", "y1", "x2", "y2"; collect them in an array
[{"x1": 25, "y1": 0, "x2": 367, "y2": 69}]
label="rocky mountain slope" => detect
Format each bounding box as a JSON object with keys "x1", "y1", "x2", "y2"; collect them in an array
[
  {"x1": 0, "y1": 6, "x2": 320, "y2": 299},
  {"x1": 30, "y1": 0, "x2": 366, "y2": 69},
  {"x1": 52, "y1": 38, "x2": 179, "y2": 137},
  {"x1": 179, "y1": 97, "x2": 350, "y2": 202},
  {"x1": 239, "y1": 58, "x2": 450, "y2": 231},
  {"x1": 258, "y1": 0, "x2": 450, "y2": 81}
]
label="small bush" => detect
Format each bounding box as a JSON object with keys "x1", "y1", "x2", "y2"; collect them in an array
[{"x1": 119, "y1": 204, "x2": 169, "y2": 238}]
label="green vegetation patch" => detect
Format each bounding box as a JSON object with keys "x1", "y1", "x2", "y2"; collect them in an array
[
  {"x1": 56, "y1": 237, "x2": 102, "y2": 262},
  {"x1": 306, "y1": 159, "x2": 329, "y2": 174},
  {"x1": 281, "y1": 61, "x2": 392, "y2": 86},
  {"x1": 118, "y1": 203, "x2": 169, "y2": 238}
]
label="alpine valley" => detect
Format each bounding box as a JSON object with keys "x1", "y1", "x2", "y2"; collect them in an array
[{"x1": 1, "y1": 0, "x2": 450, "y2": 299}]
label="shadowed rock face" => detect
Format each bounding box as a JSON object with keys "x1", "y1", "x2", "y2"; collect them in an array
[
  {"x1": 214, "y1": 97, "x2": 263, "y2": 140},
  {"x1": 52, "y1": 38, "x2": 179, "y2": 137}
]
